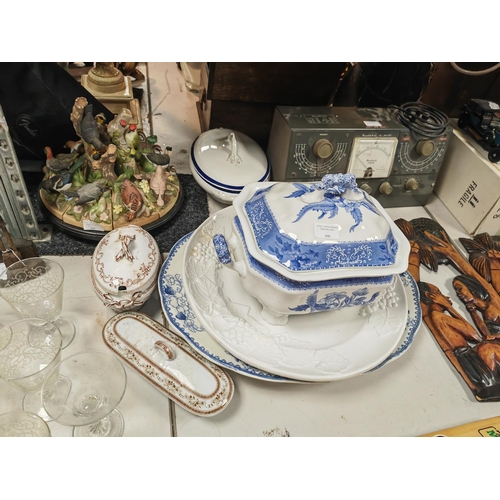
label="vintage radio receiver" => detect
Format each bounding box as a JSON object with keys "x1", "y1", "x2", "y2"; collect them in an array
[{"x1": 267, "y1": 104, "x2": 452, "y2": 207}]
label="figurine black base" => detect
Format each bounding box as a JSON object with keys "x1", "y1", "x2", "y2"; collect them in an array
[{"x1": 38, "y1": 184, "x2": 184, "y2": 242}]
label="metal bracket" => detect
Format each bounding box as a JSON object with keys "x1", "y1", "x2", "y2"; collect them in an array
[
  {"x1": 0, "y1": 105, "x2": 42, "y2": 240},
  {"x1": 34, "y1": 224, "x2": 53, "y2": 242}
]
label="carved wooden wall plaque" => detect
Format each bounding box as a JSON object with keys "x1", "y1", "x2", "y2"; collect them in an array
[{"x1": 396, "y1": 217, "x2": 500, "y2": 401}]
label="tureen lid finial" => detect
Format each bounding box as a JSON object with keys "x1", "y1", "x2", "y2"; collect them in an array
[
  {"x1": 115, "y1": 234, "x2": 136, "y2": 262},
  {"x1": 300, "y1": 173, "x2": 363, "y2": 204},
  {"x1": 313, "y1": 173, "x2": 360, "y2": 195},
  {"x1": 226, "y1": 132, "x2": 242, "y2": 165}
]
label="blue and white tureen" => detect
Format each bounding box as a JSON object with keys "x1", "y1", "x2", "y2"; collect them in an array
[{"x1": 213, "y1": 174, "x2": 410, "y2": 326}]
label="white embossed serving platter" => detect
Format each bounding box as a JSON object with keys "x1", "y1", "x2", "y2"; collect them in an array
[
  {"x1": 160, "y1": 231, "x2": 422, "y2": 381},
  {"x1": 102, "y1": 311, "x2": 234, "y2": 416},
  {"x1": 159, "y1": 233, "x2": 304, "y2": 383},
  {"x1": 367, "y1": 270, "x2": 421, "y2": 372},
  {"x1": 181, "y1": 207, "x2": 416, "y2": 382}
]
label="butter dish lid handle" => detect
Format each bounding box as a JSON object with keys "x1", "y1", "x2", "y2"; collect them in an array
[{"x1": 154, "y1": 340, "x2": 176, "y2": 362}]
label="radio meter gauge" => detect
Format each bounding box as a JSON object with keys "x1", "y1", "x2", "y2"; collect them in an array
[{"x1": 347, "y1": 137, "x2": 398, "y2": 179}]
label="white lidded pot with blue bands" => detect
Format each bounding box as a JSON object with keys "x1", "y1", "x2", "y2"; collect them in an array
[
  {"x1": 213, "y1": 173, "x2": 410, "y2": 325},
  {"x1": 189, "y1": 128, "x2": 270, "y2": 205}
]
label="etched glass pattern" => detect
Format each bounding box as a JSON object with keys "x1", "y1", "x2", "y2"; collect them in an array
[
  {"x1": 0, "y1": 321, "x2": 61, "y2": 393},
  {"x1": 0, "y1": 412, "x2": 51, "y2": 437},
  {"x1": 0, "y1": 259, "x2": 63, "y2": 321}
]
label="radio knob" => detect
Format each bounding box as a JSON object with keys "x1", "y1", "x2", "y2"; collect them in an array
[
  {"x1": 360, "y1": 183, "x2": 372, "y2": 195},
  {"x1": 379, "y1": 182, "x2": 393, "y2": 195},
  {"x1": 416, "y1": 139, "x2": 435, "y2": 156},
  {"x1": 313, "y1": 139, "x2": 334, "y2": 159},
  {"x1": 405, "y1": 177, "x2": 419, "y2": 190}
]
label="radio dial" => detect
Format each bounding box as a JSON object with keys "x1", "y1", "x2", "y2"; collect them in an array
[
  {"x1": 360, "y1": 183, "x2": 372, "y2": 195},
  {"x1": 416, "y1": 139, "x2": 435, "y2": 157},
  {"x1": 379, "y1": 182, "x2": 393, "y2": 195},
  {"x1": 405, "y1": 178, "x2": 419, "y2": 190},
  {"x1": 313, "y1": 139, "x2": 334, "y2": 159}
]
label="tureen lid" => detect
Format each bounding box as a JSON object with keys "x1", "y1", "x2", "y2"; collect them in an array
[
  {"x1": 190, "y1": 128, "x2": 270, "y2": 191},
  {"x1": 92, "y1": 225, "x2": 160, "y2": 293},
  {"x1": 233, "y1": 173, "x2": 410, "y2": 281}
]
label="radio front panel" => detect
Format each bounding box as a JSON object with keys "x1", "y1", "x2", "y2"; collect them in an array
[{"x1": 267, "y1": 105, "x2": 451, "y2": 207}]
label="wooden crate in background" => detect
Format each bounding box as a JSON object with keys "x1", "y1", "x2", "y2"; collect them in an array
[{"x1": 197, "y1": 62, "x2": 349, "y2": 150}]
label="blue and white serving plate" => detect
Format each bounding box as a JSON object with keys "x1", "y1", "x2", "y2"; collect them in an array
[{"x1": 159, "y1": 208, "x2": 422, "y2": 383}]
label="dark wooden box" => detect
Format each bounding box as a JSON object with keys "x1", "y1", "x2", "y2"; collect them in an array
[{"x1": 197, "y1": 62, "x2": 348, "y2": 149}]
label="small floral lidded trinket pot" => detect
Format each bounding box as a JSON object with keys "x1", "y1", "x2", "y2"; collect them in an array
[
  {"x1": 91, "y1": 225, "x2": 161, "y2": 312},
  {"x1": 213, "y1": 173, "x2": 410, "y2": 325}
]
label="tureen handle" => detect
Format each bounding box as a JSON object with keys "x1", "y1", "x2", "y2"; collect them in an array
[
  {"x1": 226, "y1": 132, "x2": 242, "y2": 165},
  {"x1": 115, "y1": 234, "x2": 136, "y2": 262},
  {"x1": 212, "y1": 234, "x2": 246, "y2": 277}
]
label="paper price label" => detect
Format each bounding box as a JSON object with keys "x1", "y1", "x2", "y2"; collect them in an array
[
  {"x1": 314, "y1": 223, "x2": 340, "y2": 240},
  {"x1": 83, "y1": 220, "x2": 105, "y2": 232}
]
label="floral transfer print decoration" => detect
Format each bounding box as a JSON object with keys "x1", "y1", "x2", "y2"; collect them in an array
[
  {"x1": 289, "y1": 287, "x2": 380, "y2": 313},
  {"x1": 243, "y1": 174, "x2": 398, "y2": 272},
  {"x1": 286, "y1": 173, "x2": 378, "y2": 232}
]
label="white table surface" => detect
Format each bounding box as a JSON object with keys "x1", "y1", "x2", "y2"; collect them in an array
[
  {"x1": 2, "y1": 196, "x2": 499, "y2": 438},
  {"x1": 0, "y1": 258, "x2": 173, "y2": 437},
  {"x1": 3, "y1": 63, "x2": 500, "y2": 439}
]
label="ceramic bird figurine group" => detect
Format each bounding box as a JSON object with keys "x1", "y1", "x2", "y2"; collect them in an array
[{"x1": 39, "y1": 96, "x2": 181, "y2": 230}]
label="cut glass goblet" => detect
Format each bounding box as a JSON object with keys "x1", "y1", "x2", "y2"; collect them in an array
[
  {"x1": 0, "y1": 257, "x2": 76, "y2": 349},
  {"x1": 42, "y1": 350, "x2": 127, "y2": 437}
]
